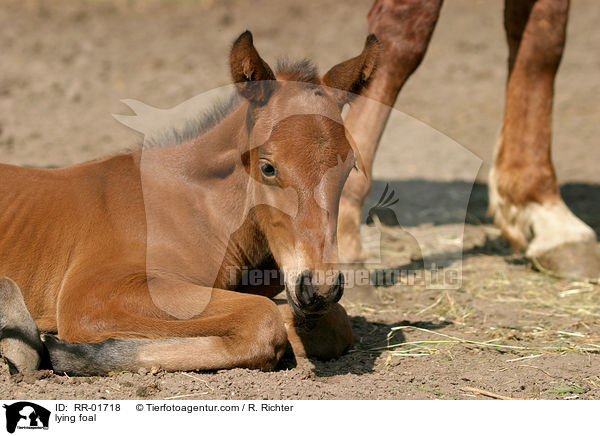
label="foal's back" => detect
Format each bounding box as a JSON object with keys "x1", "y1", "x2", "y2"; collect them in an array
[{"x1": 0, "y1": 153, "x2": 147, "y2": 321}]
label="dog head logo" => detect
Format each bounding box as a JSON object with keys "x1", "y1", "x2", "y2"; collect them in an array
[{"x1": 3, "y1": 402, "x2": 50, "y2": 433}]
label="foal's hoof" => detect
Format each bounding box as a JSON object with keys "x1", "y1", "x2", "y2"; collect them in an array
[
  {"x1": 278, "y1": 303, "x2": 353, "y2": 360},
  {"x1": 0, "y1": 278, "x2": 43, "y2": 374},
  {"x1": 533, "y1": 241, "x2": 600, "y2": 281}
]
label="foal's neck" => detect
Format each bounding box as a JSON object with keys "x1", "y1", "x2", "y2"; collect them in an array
[
  {"x1": 157, "y1": 100, "x2": 271, "y2": 272},
  {"x1": 151, "y1": 101, "x2": 250, "y2": 179}
]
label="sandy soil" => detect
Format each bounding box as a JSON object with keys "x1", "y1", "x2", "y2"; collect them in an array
[{"x1": 1, "y1": 0, "x2": 599, "y2": 400}]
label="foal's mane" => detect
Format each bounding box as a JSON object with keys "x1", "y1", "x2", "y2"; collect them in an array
[
  {"x1": 275, "y1": 58, "x2": 320, "y2": 84},
  {"x1": 147, "y1": 59, "x2": 320, "y2": 148}
]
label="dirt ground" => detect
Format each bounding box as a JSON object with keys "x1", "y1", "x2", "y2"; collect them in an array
[{"x1": 1, "y1": 0, "x2": 599, "y2": 400}]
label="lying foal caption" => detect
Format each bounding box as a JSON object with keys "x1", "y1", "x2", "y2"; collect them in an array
[
  {"x1": 49, "y1": 401, "x2": 293, "y2": 426},
  {"x1": 54, "y1": 403, "x2": 121, "y2": 424}
]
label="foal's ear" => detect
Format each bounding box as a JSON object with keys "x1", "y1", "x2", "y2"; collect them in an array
[
  {"x1": 230, "y1": 31, "x2": 276, "y2": 106},
  {"x1": 322, "y1": 34, "x2": 380, "y2": 106}
]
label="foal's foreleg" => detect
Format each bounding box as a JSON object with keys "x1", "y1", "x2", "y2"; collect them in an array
[
  {"x1": 338, "y1": 0, "x2": 443, "y2": 262},
  {"x1": 277, "y1": 302, "x2": 353, "y2": 360},
  {"x1": 45, "y1": 280, "x2": 289, "y2": 375},
  {"x1": 489, "y1": 0, "x2": 600, "y2": 278}
]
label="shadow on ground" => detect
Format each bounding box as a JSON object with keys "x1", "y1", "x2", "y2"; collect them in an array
[
  {"x1": 307, "y1": 179, "x2": 600, "y2": 377},
  {"x1": 309, "y1": 317, "x2": 452, "y2": 377},
  {"x1": 367, "y1": 179, "x2": 600, "y2": 235}
]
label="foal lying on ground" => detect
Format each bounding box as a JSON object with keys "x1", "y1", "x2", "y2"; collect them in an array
[{"x1": 0, "y1": 31, "x2": 379, "y2": 375}]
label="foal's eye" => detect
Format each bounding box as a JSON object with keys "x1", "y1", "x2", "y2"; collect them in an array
[{"x1": 259, "y1": 161, "x2": 276, "y2": 178}]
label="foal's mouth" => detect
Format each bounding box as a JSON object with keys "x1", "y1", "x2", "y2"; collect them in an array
[{"x1": 286, "y1": 294, "x2": 325, "y2": 319}]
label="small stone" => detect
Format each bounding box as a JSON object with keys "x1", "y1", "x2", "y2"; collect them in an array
[{"x1": 136, "y1": 383, "x2": 160, "y2": 398}]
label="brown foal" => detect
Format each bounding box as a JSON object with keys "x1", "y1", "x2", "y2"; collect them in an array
[
  {"x1": 0, "y1": 31, "x2": 379, "y2": 375},
  {"x1": 338, "y1": 0, "x2": 600, "y2": 279}
]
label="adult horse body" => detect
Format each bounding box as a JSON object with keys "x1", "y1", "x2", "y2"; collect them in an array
[{"x1": 0, "y1": 31, "x2": 379, "y2": 375}]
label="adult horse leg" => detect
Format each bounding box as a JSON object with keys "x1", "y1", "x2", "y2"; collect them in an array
[
  {"x1": 38, "y1": 272, "x2": 289, "y2": 375},
  {"x1": 338, "y1": 0, "x2": 443, "y2": 263},
  {"x1": 489, "y1": 0, "x2": 600, "y2": 278}
]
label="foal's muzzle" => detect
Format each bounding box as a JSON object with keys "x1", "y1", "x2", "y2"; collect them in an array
[{"x1": 288, "y1": 270, "x2": 344, "y2": 317}]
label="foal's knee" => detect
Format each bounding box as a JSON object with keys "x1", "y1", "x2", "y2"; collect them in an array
[
  {"x1": 256, "y1": 302, "x2": 288, "y2": 370},
  {"x1": 234, "y1": 297, "x2": 288, "y2": 371}
]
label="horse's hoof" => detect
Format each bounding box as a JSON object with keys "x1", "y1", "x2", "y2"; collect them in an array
[
  {"x1": 533, "y1": 241, "x2": 600, "y2": 281},
  {"x1": 287, "y1": 304, "x2": 353, "y2": 360},
  {"x1": 0, "y1": 278, "x2": 43, "y2": 374},
  {"x1": 277, "y1": 303, "x2": 353, "y2": 360}
]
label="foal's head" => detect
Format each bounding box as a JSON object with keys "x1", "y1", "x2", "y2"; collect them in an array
[{"x1": 230, "y1": 31, "x2": 378, "y2": 318}]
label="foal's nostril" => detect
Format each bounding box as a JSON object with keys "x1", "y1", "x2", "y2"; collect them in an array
[
  {"x1": 332, "y1": 272, "x2": 345, "y2": 303},
  {"x1": 295, "y1": 270, "x2": 316, "y2": 307},
  {"x1": 294, "y1": 270, "x2": 345, "y2": 312}
]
